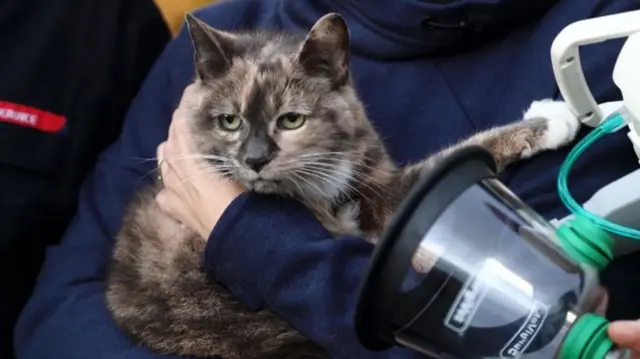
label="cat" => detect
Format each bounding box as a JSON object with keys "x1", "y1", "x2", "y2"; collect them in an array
[{"x1": 105, "y1": 12, "x2": 582, "y2": 359}]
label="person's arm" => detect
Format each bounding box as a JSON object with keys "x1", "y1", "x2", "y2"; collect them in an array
[
  {"x1": 13, "y1": 30, "x2": 192, "y2": 359},
  {"x1": 204, "y1": 193, "x2": 427, "y2": 359}
]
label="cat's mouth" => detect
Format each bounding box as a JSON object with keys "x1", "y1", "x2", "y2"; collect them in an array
[
  {"x1": 250, "y1": 178, "x2": 280, "y2": 185},
  {"x1": 232, "y1": 165, "x2": 286, "y2": 194},
  {"x1": 245, "y1": 178, "x2": 282, "y2": 193}
]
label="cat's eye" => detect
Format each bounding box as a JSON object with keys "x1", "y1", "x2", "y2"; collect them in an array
[
  {"x1": 276, "y1": 113, "x2": 307, "y2": 130},
  {"x1": 218, "y1": 114, "x2": 242, "y2": 131}
]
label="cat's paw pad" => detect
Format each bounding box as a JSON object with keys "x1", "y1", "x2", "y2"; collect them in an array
[{"x1": 523, "y1": 99, "x2": 581, "y2": 149}]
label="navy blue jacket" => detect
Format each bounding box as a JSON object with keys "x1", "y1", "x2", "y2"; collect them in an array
[{"x1": 14, "y1": 0, "x2": 640, "y2": 358}]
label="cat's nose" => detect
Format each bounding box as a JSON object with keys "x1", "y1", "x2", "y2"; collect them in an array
[
  {"x1": 244, "y1": 155, "x2": 272, "y2": 172},
  {"x1": 242, "y1": 135, "x2": 279, "y2": 172}
]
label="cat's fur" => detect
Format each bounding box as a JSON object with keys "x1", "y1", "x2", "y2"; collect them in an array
[{"x1": 106, "y1": 13, "x2": 582, "y2": 359}]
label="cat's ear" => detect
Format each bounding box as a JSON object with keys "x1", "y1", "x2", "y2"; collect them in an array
[
  {"x1": 295, "y1": 13, "x2": 350, "y2": 87},
  {"x1": 185, "y1": 13, "x2": 236, "y2": 81}
]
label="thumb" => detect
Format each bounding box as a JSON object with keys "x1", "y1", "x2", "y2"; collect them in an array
[{"x1": 608, "y1": 320, "x2": 640, "y2": 350}]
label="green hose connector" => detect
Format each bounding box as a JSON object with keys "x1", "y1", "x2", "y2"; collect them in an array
[
  {"x1": 556, "y1": 214, "x2": 615, "y2": 270},
  {"x1": 559, "y1": 313, "x2": 615, "y2": 359}
]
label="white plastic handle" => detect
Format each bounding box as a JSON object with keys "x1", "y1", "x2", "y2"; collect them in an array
[{"x1": 551, "y1": 10, "x2": 640, "y2": 127}]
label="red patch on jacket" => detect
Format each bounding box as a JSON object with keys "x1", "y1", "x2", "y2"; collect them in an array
[{"x1": 0, "y1": 101, "x2": 66, "y2": 133}]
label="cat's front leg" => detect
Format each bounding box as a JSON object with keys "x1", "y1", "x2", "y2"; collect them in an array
[
  {"x1": 381, "y1": 100, "x2": 582, "y2": 272},
  {"x1": 410, "y1": 99, "x2": 582, "y2": 177},
  {"x1": 459, "y1": 98, "x2": 582, "y2": 170}
]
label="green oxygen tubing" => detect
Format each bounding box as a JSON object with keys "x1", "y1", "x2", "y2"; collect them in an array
[{"x1": 557, "y1": 109, "x2": 640, "y2": 240}]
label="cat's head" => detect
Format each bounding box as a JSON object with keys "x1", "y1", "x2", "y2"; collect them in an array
[{"x1": 181, "y1": 13, "x2": 379, "y2": 199}]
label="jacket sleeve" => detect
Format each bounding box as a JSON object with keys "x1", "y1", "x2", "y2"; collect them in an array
[
  {"x1": 13, "y1": 31, "x2": 192, "y2": 359},
  {"x1": 205, "y1": 193, "x2": 429, "y2": 359}
]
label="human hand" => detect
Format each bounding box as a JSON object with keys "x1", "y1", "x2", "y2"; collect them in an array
[
  {"x1": 156, "y1": 84, "x2": 245, "y2": 239},
  {"x1": 608, "y1": 320, "x2": 640, "y2": 358}
]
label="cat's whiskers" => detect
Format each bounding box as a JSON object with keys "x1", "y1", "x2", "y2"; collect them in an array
[
  {"x1": 140, "y1": 167, "x2": 164, "y2": 181},
  {"x1": 282, "y1": 158, "x2": 390, "y2": 206},
  {"x1": 175, "y1": 165, "x2": 235, "y2": 186},
  {"x1": 296, "y1": 151, "x2": 371, "y2": 158},
  {"x1": 292, "y1": 166, "x2": 371, "y2": 205},
  {"x1": 304, "y1": 164, "x2": 390, "y2": 206},
  {"x1": 305, "y1": 167, "x2": 389, "y2": 208},
  {"x1": 153, "y1": 155, "x2": 231, "y2": 173},
  {"x1": 278, "y1": 158, "x2": 390, "y2": 183},
  {"x1": 288, "y1": 169, "x2": 330, "y2": 200},
  {"x1": 135, "y1": 153, "x2": 233, "y2": 163},
  {"x1": 288, "y1": 172, "x2": 341, "y2": 221},
  {"x1": 293, "y1": 167, "x2": 351, "y2": 199},
  {"x1": 287, "y1": 172, "x2": 324, "y2": 208},
  {"x1": 137, "y1": 153, "x2": 234, "y2": 181},
  {"x1": 296, "y1": 160, "x2": 387, "y2": 190},
  {"x1": 288, "y1": 152, "x2": 393, "y2": 175},
  {"x1": 280, "y1": 161, "x2": 351, "y2": 198},
  {"x1": 278, "y1": 157, "x2": 385, "y2": 190}
]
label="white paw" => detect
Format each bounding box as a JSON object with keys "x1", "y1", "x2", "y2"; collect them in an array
[{"x1": 523, "y1": 99, "x2": 581, "y2": 149}]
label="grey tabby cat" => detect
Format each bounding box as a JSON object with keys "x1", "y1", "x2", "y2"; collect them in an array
[{"x1": 106, "y1": 12, "x2": 581, "y2": 359}]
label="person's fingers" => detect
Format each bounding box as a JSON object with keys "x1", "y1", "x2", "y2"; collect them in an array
[
  {"x1": 160, "y1": 157, "x2": 181, "y2": 190},
  {"x1": 156, "y1": 142, "x2": 166, "y2": 182},
  {"x1": 155, "y1": 190, "x2": 176, "y2": 216},
  {"x1": 608, "y1": 320, "x2": 640, "y2": 351},
  {"x1": 155, "y1": 189, "x2": 188, "y2": 222},
  {"x1": 157, "y1": 142, "x2": 165, "y2": 162},
  {"x1": 158, "y1": 142, "x2": 183, "y2": 188}
]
